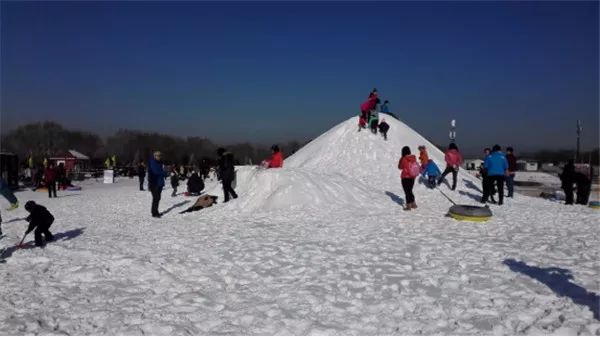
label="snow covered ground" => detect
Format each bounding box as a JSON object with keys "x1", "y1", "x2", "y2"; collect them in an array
[{"x1": 1, "y1": 114, "x2": 599, "y2": 335}]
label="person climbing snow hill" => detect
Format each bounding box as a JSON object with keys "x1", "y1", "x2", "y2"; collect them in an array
[
  {"x1": 378, "y1": 119, "x2": 390, "y2": 140},
  {"x1": 398, "y1": 146, "x2": 420, "y2": 211},
  {"x1": 369, "y1": 110, "x2": 379, "y2": 134},
  {"x1": 358, "y1": 115, "x2": 367, "y2": 131},
  {"x1": 263, "y1": 145, "x2": 284, "y2": 168},
  {"x1": 438, "y1": 143, "x2": 463, "y2": 191},
  {"x1": 360, "y1": 93, "x2": 379, "y2": 124},
  {"x1": 24, "y1": 200, "x2": 54, "y2": 247},
  {"x1": 422, "y1": 160, "x2": 441, "y2": 189},
  {"x1": 380, "y1": 100, "x2": 390, "y2": 113}
]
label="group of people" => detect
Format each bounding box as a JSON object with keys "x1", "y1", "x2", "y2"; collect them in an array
[
  {"x1": 398, "y1": 142, "x2": 522, "y2": 210},
  {"x1": 560, "y1": 160, "x2": 593, "y2": 205},
  {"x1": 358, "y1": 88, "x2": 391, "y2": 140},
  {"x1": 143, "y1": 145, "x2": 285, "y2": 218}
]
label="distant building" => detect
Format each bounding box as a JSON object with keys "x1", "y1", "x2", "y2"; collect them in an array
[
  {"x1": 49, "y1": 150, "x2": 90, "y2": 172},
  {"x1": 463, "y1": 159, "x2": 483, "y2": 171},
  {"x1": 517, "y1": 159, "x2": 538, "y2": 171}
]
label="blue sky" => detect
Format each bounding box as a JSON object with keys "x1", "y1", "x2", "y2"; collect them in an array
[{"x1": 1, "y1": 1, "x2": 598, "y2": 154}]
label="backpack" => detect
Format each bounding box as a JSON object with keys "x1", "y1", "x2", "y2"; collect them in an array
[{"x1": 407, "y1": 161, "x2": 421, "y2": 178}]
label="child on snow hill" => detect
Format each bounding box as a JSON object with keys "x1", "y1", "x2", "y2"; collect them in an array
[
  {"x1": 398, "y1": 146, "x2": 420, "y2": 210},
  {"x1": 262, "y1": 145, "x2": 284, "y2": 168},
  {"x1": 369, "y1": 110, "x2": 379, "y2": 134},
  {"x1": 24, "y1": 200, "x2": 54, "y2": 247},
  {"x1": 437, "y1": 143, "x2": 463, "y2": 191},
  {"x1": 422, "y1": 160, "x2": 441, "y2": 189},
  {"x1": 360, "y1": 90, "x2": 379, "y2": 125},
  {"x1": 378, "y1": 119, "x2": 390, "y2": 140},
  {"x1": 358, "y1": 114, "x2": 367, "y2": 131}
]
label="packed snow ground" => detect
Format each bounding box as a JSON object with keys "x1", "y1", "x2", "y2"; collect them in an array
[{"x1": 1, "y1": 115, "x2": 599, "y2": 335}]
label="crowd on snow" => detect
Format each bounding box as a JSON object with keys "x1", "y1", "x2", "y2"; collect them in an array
[{"x1": 0, "y1": 88, "x2": 596, "y2": 246}]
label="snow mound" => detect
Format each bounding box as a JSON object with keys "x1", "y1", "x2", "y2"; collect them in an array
[
  {"x1": 286, "y1": 114, "x2": 449, "y2": 190},
  {"x1": 205, "y1": 166, "x2": 389, "y2": 213}
]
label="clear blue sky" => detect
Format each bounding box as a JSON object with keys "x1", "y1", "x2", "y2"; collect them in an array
[{"x1": 1, "y1": 1, "x2": 598, "y2": 155}]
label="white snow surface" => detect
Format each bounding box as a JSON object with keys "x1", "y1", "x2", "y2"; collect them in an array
[{"x1": 1, "y1": 114, "x2": 599, "y2": 335}]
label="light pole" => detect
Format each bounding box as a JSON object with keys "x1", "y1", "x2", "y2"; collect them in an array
[
  {"x1": 449, "y1": 119, "x2": 456, "y2": 142},
  {"x1": 576, "y1": 120, "x2": 582, "y2": 162}
]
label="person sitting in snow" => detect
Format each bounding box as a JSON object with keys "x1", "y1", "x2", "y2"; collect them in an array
[
  {"x1": 187, "y1": 171, "x2": 204, "y2": 196},
  {"x1": 437, "y1": 142, "x2": 463, "y2": 191},
  {"x1": 262, "y1": 145, "x2": 284, "y2": 168},
  {"x1": 422, "y1": 159, "x2": 441, "y2": 189},
  {"x1": 380, "y1": 100, "x2": 390, "y2": 113},
  {"x1": 378, "y1": 119, "x2": 390, "y2": 140},
  {"x1": 24, "y1": 200, "x2": 54, "y2": 247}
]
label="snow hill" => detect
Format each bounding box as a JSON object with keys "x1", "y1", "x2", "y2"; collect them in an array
[{"x1": 0, "y1": 114, "x2": 598, "y2": 335}]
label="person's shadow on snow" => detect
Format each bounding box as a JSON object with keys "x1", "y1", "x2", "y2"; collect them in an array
[
  {"x1": 0, "y1": 227, "x2": 85, "y2": 261},
  {"x1": 463, "y1": 178, "x2": 483, "y2": 194},
  {"x1": 503, "y1": 259, "x2": 600, "y2": 320},
  {"x1": 385, "y1": 191, "x2": 405, "y2": 206},
  {"x1": 161, "y1": 200, "x2": 191, "y2": 216},
  {"x1": 458, "y1": 190, "x2": 482, "y2": 203}
]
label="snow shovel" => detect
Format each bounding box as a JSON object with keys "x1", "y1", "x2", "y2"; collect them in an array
[{"x1": 16, "y1": 232, "x2": 29, "y2": 249}]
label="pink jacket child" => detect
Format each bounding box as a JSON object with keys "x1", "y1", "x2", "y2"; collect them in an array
[{"x1": 445, "y1": 148, "x2": 463, "y2": 168}]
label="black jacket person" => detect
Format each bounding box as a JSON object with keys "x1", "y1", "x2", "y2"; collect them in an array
[
  {"x1": 24, "y1": 201, "x2": 54, "y2": 247},
  {"x1": 217, "y1": 148, "x2": 238, "y2": 202}
]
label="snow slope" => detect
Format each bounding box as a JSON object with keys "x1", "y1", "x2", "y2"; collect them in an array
[{"x1": 0, "y1": 115, "x2": 599, "y2": 335}]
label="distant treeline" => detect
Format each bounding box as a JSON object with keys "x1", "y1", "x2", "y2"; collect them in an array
[
  {"x1": 1, "y1": 121, "x2": 306, "y2": 167},
  {"x1": 522, "y1": 149, "x2": 599, "y2": 166}
]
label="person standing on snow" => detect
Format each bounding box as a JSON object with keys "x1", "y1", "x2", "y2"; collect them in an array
[
  {"x1": 479, "y1": 148, "x2": 497, "y2": 204},
  {"x1": 148, "y1": 151, "x2": 168, "y2": 218},
  {"x1": 560, "y1": 160, "x2": 576, "y2": 205},
  {"x1": 23, "y1": 200, "x2": 54, "y2": 247},
  {"x1": 170, "y1": 165, "x2": 180, "y2": 197},
  {"x1": 137, "y1": 161, "x2": 146, "y2": 191},
  {"x1": 45, "y1": 163, "x2": 58, "y2": 198},
  {"x1": 505, "y1": 147, "x2": 518, "y2": 198},
  {"x1": 378, "y1": 119, "x2": 390, "y2": 140},
  {"x1": 482, "y1": 144, "x2": 509, "y2": 205},
  {"x1": 438, "y1": 143, "x2": 463, "y2": 191},
  {"x1": 263, "y1": 145, "x2": 284, "y2": 168},
  {"x1": 217, "y1": 148, "x2": 238, "y2": 202},
  {"x1": 398, "y1": 146, "x2": 420, "y2": 210}
]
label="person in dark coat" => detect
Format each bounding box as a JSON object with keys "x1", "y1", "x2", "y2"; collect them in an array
[
  {"x1": 217, "y1": 148, "x2": 238, "y2": 202},
  {"x1": 24, "y1": 200, "x2": 54, "y2": 247},
  {"x1": 148, "y1": 151, "x2": 168, "y2": 218},
  {"x1": 187, "y1": 171, "x2": 204, "y2": 196},
  {"x1": 575, "y1": 169, "x2": 592, "y2": 205},
  {"x1": 137, "y1": 162, "x2": 146, "y2": 191},
  {"x1": 560, "y1": 160, "x2": 576, "y2": 205},
  {"x1": 56, "y1": 163, "x2": 66, "y2": 190},
  {"x1": 170, "y1": 165, "x2": 180, "y2": 197},
  {"x1": 505, "y1": 147, "x2": 518, "y2": 198},
  {"x1": 45, "y1": 163, "x2": 58, "y2": 198}
]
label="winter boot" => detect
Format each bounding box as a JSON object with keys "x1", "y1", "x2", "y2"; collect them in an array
[
  {"x1": 6, "y1": 202, "x2": 18, "y2": 211},
  {"x1": 410, "y1": 202, "x2": 418, "y2": 209}
]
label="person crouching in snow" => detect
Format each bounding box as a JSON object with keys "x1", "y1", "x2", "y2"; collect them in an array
[
  {"x1": 417, "y1": 145, "x2": 429, "y2": 172},
  {"x1": 24, "y1": 200, "x2": 54, "y2": 247},
  {"x1": 422, "y1": 160, "x2": 441, "y2": 189},
  {"x1": 398, "y1": 146, "x2": 420, "y2": 210},
  {"x1": 369, "y1": 110, "x2": 379, "y2": 134},
  {"x1": 187, "y1": 171, "x2": 204, "y2": 196},
  {"x1": 378, "y1": 119, "x2": 390, "y2": 140},
  {"x1": 262, "y1": 145, "x2": 284, "y2": 168}
]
